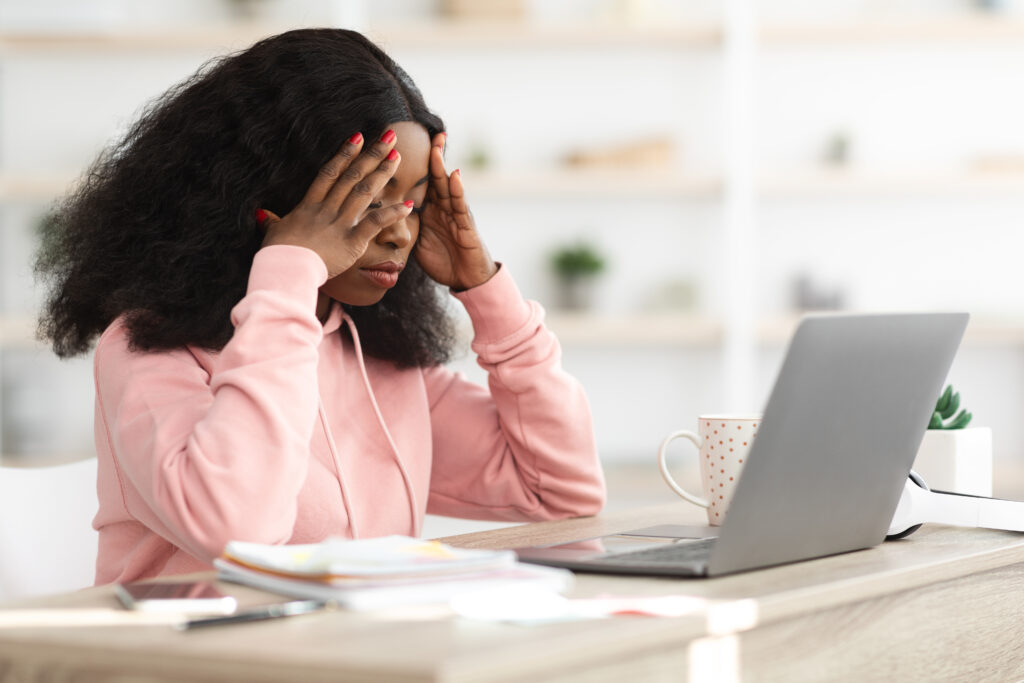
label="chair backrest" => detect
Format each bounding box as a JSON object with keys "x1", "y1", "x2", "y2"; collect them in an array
[{"x1": 0, "y1": 458, "x2": 99, "y2": 603}]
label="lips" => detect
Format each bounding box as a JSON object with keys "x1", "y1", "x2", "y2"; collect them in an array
[{"x1": 359, "y1": 261, "x2": 404, "y2": 289}]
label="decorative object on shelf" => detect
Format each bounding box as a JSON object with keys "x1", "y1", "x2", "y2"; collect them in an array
[
  {"x1": 974, "y1": 0, "x2": 1009, "y2": 12},
  {"x1": 606, "y1": 0, "x2": 687, "y2": 28},
  {"x1": 646, "y1": 278, "x2": 698, "y2": 312},
  {"x1": 971, "y1": 154, "x2": 1024, "y2": 174},
  {"x1": 563, "y1": 136, "x2": 674, "y2": 170},
  {"x1": 913, "y1": 385, "x2": 992, "y2": 496},
  {"x1": 549, "y1": 241, "x2": 606, "y2": 311},
  {"x1": 791, "y1": 273, "x2": 846, "y2": 312},
  {"x1": 224, "y1": 0, "x2": 270, "y2": 22},
  {"x1": 821, "y1": 129, "x2": 853, "y2": 167},
  {"x1": 441, "y1": 0, "x2": 525, "y2": 22},
  {"x1": 465, "y1": 140, "x2": 492, "y2": 170}
]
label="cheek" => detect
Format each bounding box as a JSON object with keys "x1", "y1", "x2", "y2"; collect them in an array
[{"x1": 410, "y1": 215, "x2": 421, "y2": 244}]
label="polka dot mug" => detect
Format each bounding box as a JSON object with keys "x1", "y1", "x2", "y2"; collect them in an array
[{"x1": 657, "y1": 414, "x2": 761, "y2": 526}]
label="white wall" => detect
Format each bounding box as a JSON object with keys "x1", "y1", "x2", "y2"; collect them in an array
[{"x1": 2, "y1": 0, "x2": 1023, "y2": 479}]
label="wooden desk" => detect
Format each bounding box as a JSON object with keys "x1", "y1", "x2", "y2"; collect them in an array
[{"x1": 2, "y1": 502, "x2": 1024, "y2": 682}]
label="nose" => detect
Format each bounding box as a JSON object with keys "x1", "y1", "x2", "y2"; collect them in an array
[{"x1": 374, "y1": 213, "x2": 414, "y2": 250}]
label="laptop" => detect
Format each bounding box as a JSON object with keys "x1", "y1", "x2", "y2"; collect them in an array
[{"x1": 515, "y1": 313, "x2": 969, "y2": 577}]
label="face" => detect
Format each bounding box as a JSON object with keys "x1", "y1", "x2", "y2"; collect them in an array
[{"x1": 318, "y1": 120, "x2": 430, "y2": 309}]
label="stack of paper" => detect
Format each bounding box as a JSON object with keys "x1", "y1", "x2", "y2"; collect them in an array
[{"x1": 214, "y1": 536, "x2": 573, "y2": 611}]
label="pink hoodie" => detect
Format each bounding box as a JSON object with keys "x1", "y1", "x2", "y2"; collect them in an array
[{"x1": 92, "y1": 245, "x2": 605, "y2": 584}]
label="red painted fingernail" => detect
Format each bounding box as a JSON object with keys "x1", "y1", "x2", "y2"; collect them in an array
[
  {"x1": 453, "y1": 168, "x2": 461, "y2": 177},
  {"x1": 255, "y1": 208, "x2": 268, "y2": 224},
  {"x1": 381, "y1": 129, "x2": 396, "y2": 144},
  {"x1": 348, "y1": 132, "x2": 363, "y2": 144},
  {"x1": 387, "y1": 149, "x2": 399, "y2": 161},
  {"x1": 404, "y1": 200, "x2": 415, "y2": 208}
]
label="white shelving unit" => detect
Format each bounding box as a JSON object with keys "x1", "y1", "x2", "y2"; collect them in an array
[{"x1": 3, "y1": 4, "x2": 1024, "y2": 464}]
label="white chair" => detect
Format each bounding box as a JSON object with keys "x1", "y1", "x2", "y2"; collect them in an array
[{"x1": 0, "y1": 458, "x2": 99, "y2": 603}]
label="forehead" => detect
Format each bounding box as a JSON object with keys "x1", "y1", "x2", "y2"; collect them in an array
[{"x1": 390, "y1": 121, "x2": 430, "y2": 184}]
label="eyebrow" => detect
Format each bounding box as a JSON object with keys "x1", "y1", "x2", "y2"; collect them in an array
[{"x1": 388, "y1": 175, "x2": 429, "y2": 188}]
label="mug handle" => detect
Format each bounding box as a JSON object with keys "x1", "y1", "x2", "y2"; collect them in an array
[{"x1": 657, "y1": 430, "x2": 709, "y2": 508}]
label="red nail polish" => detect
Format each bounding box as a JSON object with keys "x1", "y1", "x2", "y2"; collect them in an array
[
  {"x1": 387, "y1": 149, "x2": 399, "y2": 161},
  {"x1": 404, "y1": 200, "x2": 415, "y2": 208},
  {"x1": 381, "y1": 129, "x2": 396, "y2": 144},
  {"x1": 255, "y1": 208, "x2": 268, "y2": 224},
  {"x1": 348, "y1": 132, "x2": 363, "y2": 145}
]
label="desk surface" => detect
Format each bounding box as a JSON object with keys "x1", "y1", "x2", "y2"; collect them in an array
[{"x1": 3, "y1": 503, "x2": 1024, "y2": 682}]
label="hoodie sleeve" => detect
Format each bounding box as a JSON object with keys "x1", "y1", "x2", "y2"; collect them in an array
[
  {"x1": 93, "y1": 245, "x2": 327, "y2": 563},
  {"x1": 423, "y1": 265, "x2": 606, "y2": 522}
]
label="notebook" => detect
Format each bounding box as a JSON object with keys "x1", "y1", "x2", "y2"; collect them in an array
[
  {"x1": 214, "y1": 536, "x2": 574, "y2": 610},
  {"x1": 515, "y1": 313, "x2": 969, "y2": 577}
]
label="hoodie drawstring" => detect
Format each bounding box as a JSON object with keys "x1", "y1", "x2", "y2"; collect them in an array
[
  {"x1": 319, "y1": 314, "x2": 422, "y2": 538},
  {"x1": 318, "y1": 398, "x2": 360, "y2": 539}
]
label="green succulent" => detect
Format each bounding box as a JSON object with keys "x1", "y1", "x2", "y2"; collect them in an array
[
  {"x1": 550, "y1": 242, "x2": 606, "y2": 279},
  {"x1": 928, "y1": 384, "x2": 973, "y2": 430}
]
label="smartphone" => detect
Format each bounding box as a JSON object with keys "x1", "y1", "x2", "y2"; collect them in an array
[{"x1": 114, "y1": 580, "x2": 238, "y2": 615}]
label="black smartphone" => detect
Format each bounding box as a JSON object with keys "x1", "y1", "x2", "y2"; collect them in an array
[{"x1": 114, "y1": 580, "x2": 238, "y2": 615}]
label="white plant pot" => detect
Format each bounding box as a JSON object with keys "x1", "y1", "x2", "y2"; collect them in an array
[{"x1": 912, "y1": 427, "x2": 993, "y2": 496}]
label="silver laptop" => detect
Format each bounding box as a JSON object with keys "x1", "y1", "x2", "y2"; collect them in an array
[{"x1": 515, "y1": 313, "x2": 969, "y2": 577}]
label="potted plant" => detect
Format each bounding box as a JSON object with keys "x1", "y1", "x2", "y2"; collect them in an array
[
  {"x1": 549, "y1": 241, "x2": 606, "y2": 310},
  {"x1": 912, "y1": 385, "x2": 992, "y2": 496}
]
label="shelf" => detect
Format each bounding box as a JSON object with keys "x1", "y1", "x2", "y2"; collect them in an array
[
  {"x1": 0, "y1": 311, "x2": 722, "y2": 350},
  {"x1": 0, "y1": 173, "x2": 77, "y2": 202},
  {"x1": 0, "y1": 25, "x2": 282, "y2": 53},
  {"x1": 3, "y1": 15, "x2": 1023, "y2": 55},
  {"x1": 0, "y1": 452, "x2": 95, "y2": 467},
  {"x1": 370, "y1": 22, "x2": 721, "y2": 48},
  {"x1": 761, "y1": 16, "x2": 1024, "y2": 44},
  {"x1": 760, "y1": 168, "x2": 1024, "y2": 198},
  {"x1": 0, "y1": 22, "x2": 720, "y2": 54},
  {"x1": 6, "y1": 308, "x2": 1024, "y2": 353},
  {"x1": 545, "y1": 312, "x2": 721, "y2": 347},
  {"x1": 9, "y1": 168, "x2": 1024, "y2": 205},
  {"x1": 0, "y1": 316, "x2": 38, "y2": 350},
  {"x1": 464, "y1": 169, "x2": 721, "y2": 199},
  {"x1": 0, "y1": 169, "x2": 719, "y2": 204}
]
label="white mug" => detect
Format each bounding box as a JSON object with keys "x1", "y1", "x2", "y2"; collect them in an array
[{"x1": 657, "y1": 414, "x2": 761, "y2": 525}]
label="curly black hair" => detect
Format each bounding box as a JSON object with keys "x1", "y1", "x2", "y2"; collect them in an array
[{"x1": 35, "y1": 28, "x2": 456, "y2": 368}]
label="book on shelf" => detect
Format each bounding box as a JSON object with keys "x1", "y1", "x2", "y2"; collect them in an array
[{"x1": 215, "y1": 536, "x2": 574, "y2": 611}]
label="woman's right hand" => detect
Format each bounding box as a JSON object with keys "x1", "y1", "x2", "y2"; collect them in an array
[{"x1": 258, "y1": 131, "x2": 413, "y2": 279}]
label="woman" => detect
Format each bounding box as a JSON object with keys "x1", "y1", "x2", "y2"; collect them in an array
[{"x1": 35, "y1": 28, "x2": 605, "y2": 585}]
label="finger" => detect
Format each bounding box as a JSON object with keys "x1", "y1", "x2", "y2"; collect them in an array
[
  {"x1": 255, "y1": 208, "x2": 281, "y2": 229},
  {"x1": 335, "y1": 148, "x2": 401, "y2": 220},
  {"x1": 322, "y1": 129, "x2": 398, "y2": 211},
  {"x1": 428, "y1": 145, "x2": 452, "y2": 207},
  {"x1": 448, "y1": 169, "x2": 473, "y2": 229},
  {"x1": 431, "y1": 131, "x2": 447, "y2": 153},
  {"x1": 350, "y1": 199, "x2": 415, "y2": 244},
  {"x1": 302, "y1": 132, "x2": 364, "y2": 204}
]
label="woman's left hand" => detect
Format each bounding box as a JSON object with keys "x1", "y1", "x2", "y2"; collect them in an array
[{"x1": 416, "y1": 133, "x2": 498, "y2": 290}]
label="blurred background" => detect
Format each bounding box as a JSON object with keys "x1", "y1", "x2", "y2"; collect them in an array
[{"x1": 2, "y1": 0, "x2": 1024, "y2": 524}]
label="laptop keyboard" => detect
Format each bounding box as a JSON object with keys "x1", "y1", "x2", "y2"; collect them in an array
[{"x1": 602, "y1": 538, "x2": 716, "y2": 566}]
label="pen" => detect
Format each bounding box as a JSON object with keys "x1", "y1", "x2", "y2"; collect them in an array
[{"x1": 175, "y1": 599, "x2": 333, "y2": 630}]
